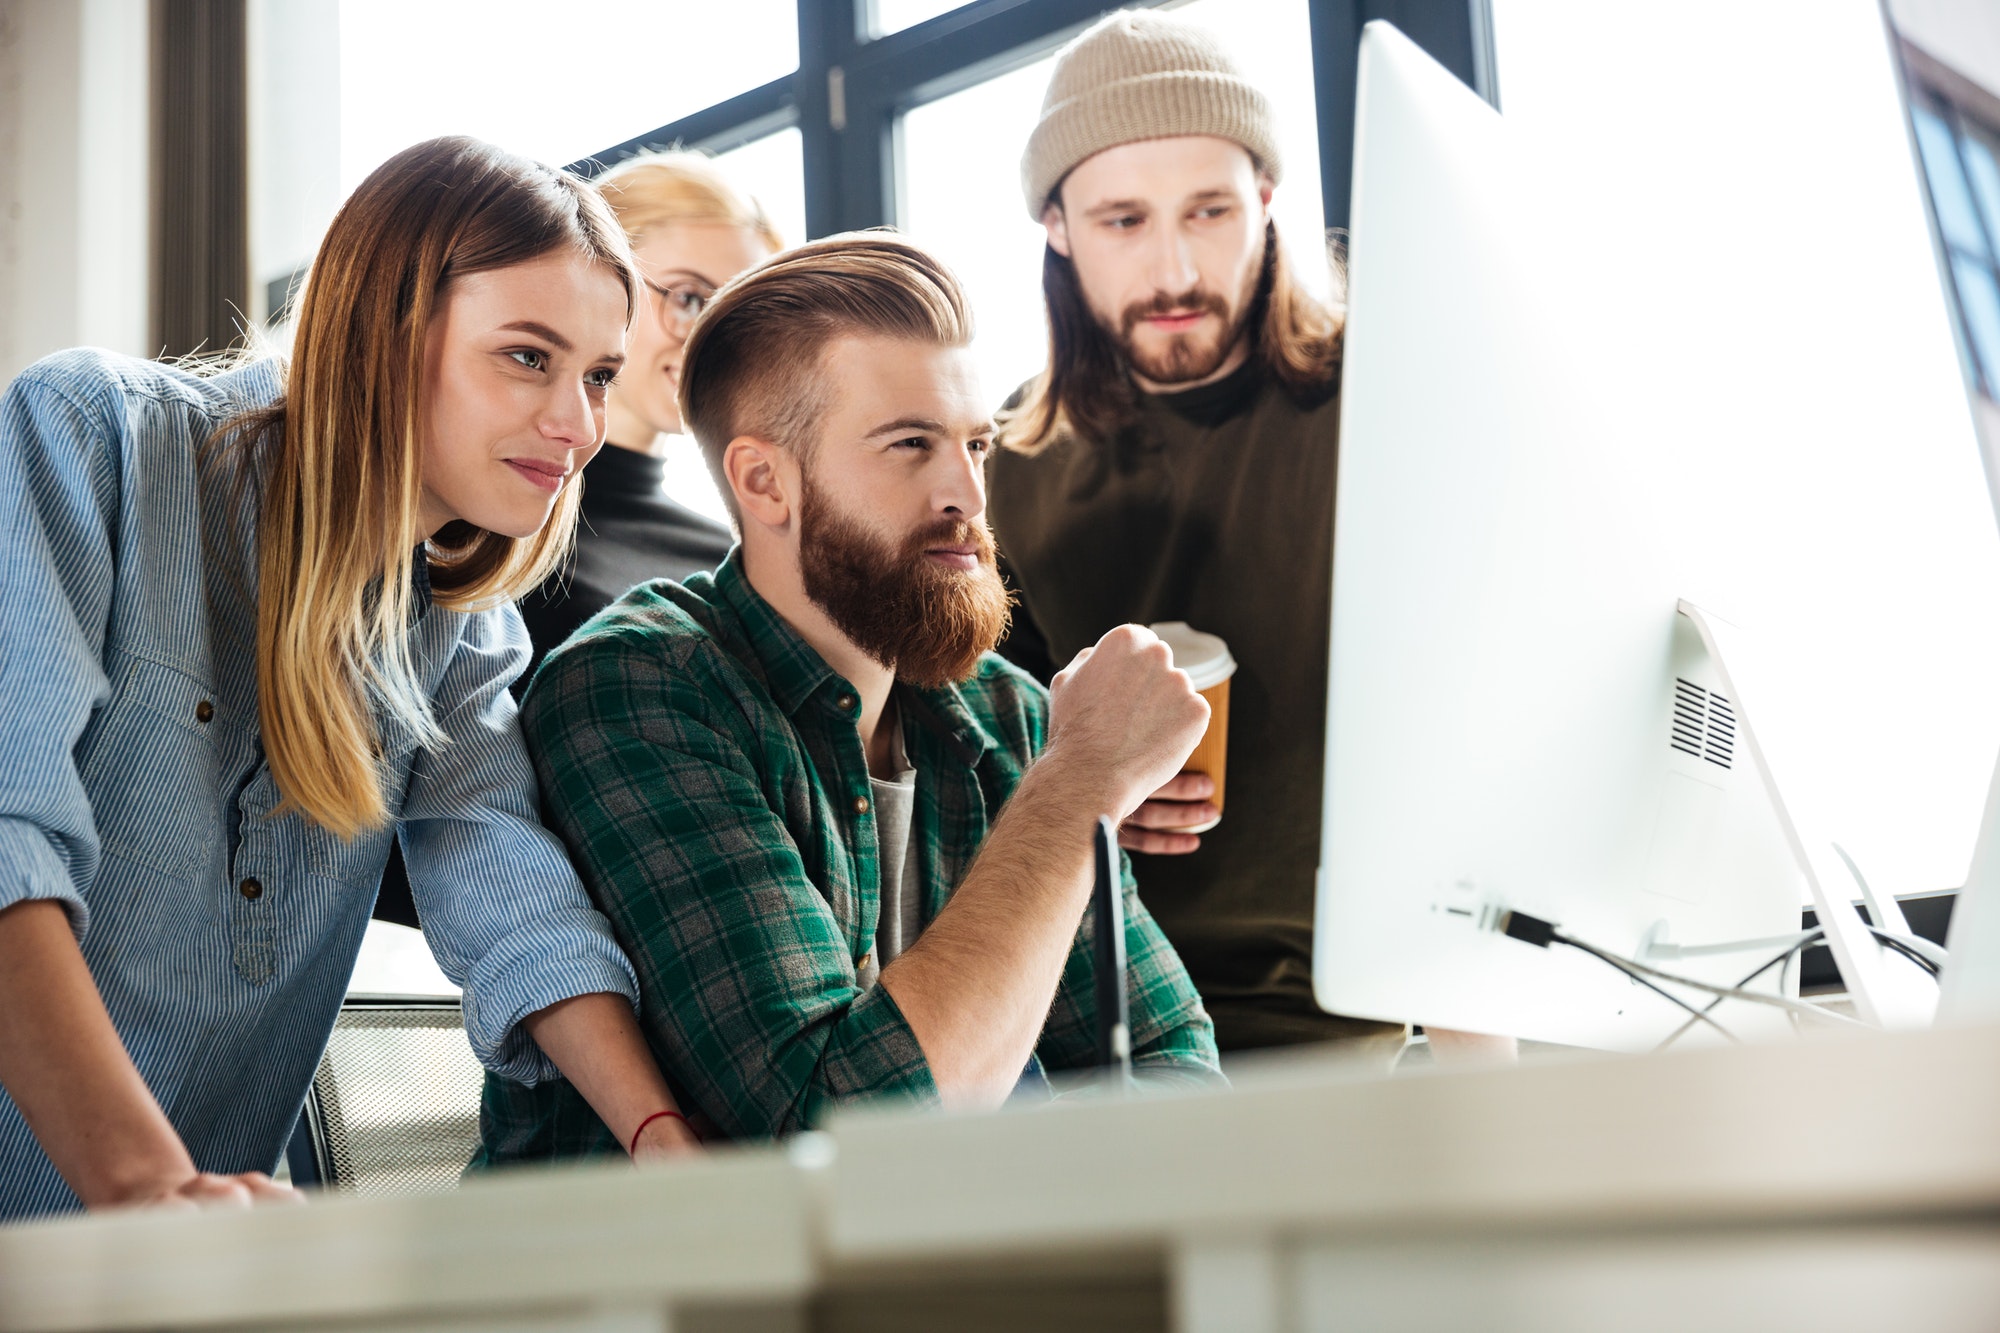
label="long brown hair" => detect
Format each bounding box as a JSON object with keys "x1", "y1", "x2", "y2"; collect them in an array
[
  {"x1": 1000, "y1": 220, "x2": 1345, "y2": 455},
  {"x1": 221, "y1": 136, "x2": 639, "y2": 840}
]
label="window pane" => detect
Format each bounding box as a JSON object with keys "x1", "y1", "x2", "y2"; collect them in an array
[
  {"x1": 872, "y1": 0, "x2": 967, "y2": 37},
  {"x1": 1961, "y1": 119, "x2": 2000, "y2": 252},
  {"x1": 338, "y1": 0, "x2": 799, "y2": 192},
  {"x1": 899, "y1": 0, "x2": 1329, "y2": 412},
  {"x1": 1952, "y1": 255, "x2": 2000, "y2": 394},
  {"x1": 1913, "y1": 101, "x2": 1991, "y2": 259},
  {"x1": 901, "y1": 57, "x2": 1057, "y2": 411},
  {"x1": 717, "y1": 128, "x2": 808, "y2": 250}
]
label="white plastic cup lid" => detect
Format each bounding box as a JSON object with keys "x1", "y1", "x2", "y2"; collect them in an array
[{"x1": 1148, "y1": 622, "x2": 1237, "y2": 691}]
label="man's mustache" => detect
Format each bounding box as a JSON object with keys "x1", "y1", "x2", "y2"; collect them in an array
[
  {"x1": 1121, "y1": 288, "x2": 1229, "y2": 337},
  {"x1": 903, "y1": 518, "x2": 997, "y2": 563}
]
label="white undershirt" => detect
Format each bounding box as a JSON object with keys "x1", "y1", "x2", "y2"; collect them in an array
[{"x1": 856, "y1": 705, "x2": 921, "y2": 991}]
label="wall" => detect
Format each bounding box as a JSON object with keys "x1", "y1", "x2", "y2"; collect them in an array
[{"x1": 0, "y1": 0, "x2": 150, "y2": 386}]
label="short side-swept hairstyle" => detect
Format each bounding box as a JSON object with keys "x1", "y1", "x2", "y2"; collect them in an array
[{"x1": 677, "y1": 231, "x2": 974, "y2": 525}]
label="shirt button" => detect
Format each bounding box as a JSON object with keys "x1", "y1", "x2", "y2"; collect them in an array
[
  {"x1": 852, "y1": 796, "x2": 871, "y2": 816},
  {"x1": 835, "y1": 693, "x2": 857, "y2": 711},
  {"x1": 856, "y1": 952, "x2": 873, "y2": 972},
  {"x1": 195, "y1": 700, "x2": 214, "y2": 724},
  {"x1": 238, "y1": 877, "x2": 263, "y2": 901}
]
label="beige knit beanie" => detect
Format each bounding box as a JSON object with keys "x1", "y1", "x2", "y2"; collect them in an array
[{"x1": 1021, "y1": 8, "x2": 1281, "y2": 220}]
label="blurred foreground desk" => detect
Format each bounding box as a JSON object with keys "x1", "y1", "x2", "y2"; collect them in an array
[{"x1": 3, "y1": 1025, "x2": 1998, "y2": 1333}]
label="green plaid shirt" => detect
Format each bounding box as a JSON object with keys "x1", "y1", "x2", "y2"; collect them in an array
[{"x1": 477, "y1": 551, "x2": 1221, "y2": 1162}]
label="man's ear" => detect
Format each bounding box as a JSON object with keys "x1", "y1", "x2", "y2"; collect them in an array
[
  {"x1": 724, "y1": 435, "x2": 794, "y2": 531},
  {"x1": 1042, "y1": 200, "x2": 1073, "y2": 259}
]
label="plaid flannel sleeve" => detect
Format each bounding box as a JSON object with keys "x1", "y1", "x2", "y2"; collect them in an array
[{"x1": 517, "y1": 622, "x2": 938, "y2": 1139}]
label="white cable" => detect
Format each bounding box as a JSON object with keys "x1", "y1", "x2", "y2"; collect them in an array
[
  {"x1": 1562, "y1": 932, "x2": 1868, "y2": 1029},
  {"x1": 1644, "y1": 929, "x2": 1820, "y2": 961}
]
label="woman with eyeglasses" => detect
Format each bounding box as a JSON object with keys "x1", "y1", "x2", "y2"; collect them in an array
[{"x1": 513, "y1": 151, "x2": 783, "y2": 688}]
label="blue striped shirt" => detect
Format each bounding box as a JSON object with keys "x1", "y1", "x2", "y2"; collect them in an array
[{"x1": 0, "y1": 348, "x2": 638, "y2": 1221}]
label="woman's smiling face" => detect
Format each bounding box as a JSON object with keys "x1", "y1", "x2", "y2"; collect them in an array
[{"x1": 418, "y1": 251, "x2": 630, "y2": 540}]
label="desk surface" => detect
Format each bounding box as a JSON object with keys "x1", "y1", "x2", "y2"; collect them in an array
[
  {"x1": 828, "y1": 1021, "x2": 2000, "y2": 1263},
  {"x1": 3, "y1": 1023, "x2": 1997, "y2": 1333}
]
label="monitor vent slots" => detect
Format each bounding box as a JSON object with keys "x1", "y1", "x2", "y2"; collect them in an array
[{"x1": 1671, "y1": 678, "x2": 1735, "y2": 770}]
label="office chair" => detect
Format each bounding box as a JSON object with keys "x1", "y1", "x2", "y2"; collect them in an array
[{"x1": 284, "y1": 997, "x2": 485, "y2": 1197}]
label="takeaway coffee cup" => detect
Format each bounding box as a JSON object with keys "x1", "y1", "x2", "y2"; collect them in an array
[{"x1": 1149, "y1": 622, "x2": 1237, "y2": 833}]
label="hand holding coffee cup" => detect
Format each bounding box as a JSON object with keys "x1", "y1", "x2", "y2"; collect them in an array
[{"x1": 1118, "y1": 623, "x2": 1236, "y2": 855}]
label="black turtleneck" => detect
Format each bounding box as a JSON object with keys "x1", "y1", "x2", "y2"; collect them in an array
[{"x1": 515, "y1": 443, "x2": 734, "y2": 697}]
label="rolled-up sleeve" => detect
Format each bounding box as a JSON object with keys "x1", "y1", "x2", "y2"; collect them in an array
[
  {"x1": 521, "y1": 632, "x2": 937, "y2": 1139},
  {"x1": 0, "y1": 362, "x2": 122, "y2": 938},
  {"x1": 399, "y1": 603, "x2": 638, "y2": 1083}
]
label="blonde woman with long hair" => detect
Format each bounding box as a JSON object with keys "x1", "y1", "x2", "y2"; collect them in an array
[
  {"x1": 514, "y1": 150, "x2": 782, "y2": 684},
  {"x1": 0, "y1": 136, "x2": 698, "y2": 1222}
]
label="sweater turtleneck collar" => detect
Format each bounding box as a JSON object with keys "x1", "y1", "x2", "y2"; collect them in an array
[{"x1": 585, "y1": 441, "x2": 669, "y2": 503}]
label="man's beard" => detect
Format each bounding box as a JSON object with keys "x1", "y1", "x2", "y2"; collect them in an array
[
  {"x1": 1112, "y1": 267, "x2": 1260, "y2": 385},
  {"x1": 798, "y1": 475, "x2": 1012, "y2": 690}
]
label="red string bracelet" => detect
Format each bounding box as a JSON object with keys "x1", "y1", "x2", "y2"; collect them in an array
[{"x1": 629, "y1": 1108, "x2": 690, "y2": 1157}]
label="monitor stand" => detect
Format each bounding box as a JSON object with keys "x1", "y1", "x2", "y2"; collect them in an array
[
  {"x1": 1939, "y1": 738, "x2": 2000, "y2": 1025},
  {"x1": 1674, "y1": 600, "x2": 1936, "y2": 1029}
]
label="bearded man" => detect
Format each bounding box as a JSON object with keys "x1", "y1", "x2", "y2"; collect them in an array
[
  {"x1": 991, "y1": 11, "x2": 1510, "y2": 1065},
  {"x1": 478, "y1": 233, "x2": 1223, "y2": 1158}
]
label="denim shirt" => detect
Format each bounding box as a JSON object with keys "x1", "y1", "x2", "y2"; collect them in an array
[{"x1": 0, "y1": 348, "x2": 638, "y2": 1220}]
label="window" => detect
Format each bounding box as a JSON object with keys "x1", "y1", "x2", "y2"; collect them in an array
[
  {"x1": 1911, "y1": 91, "x2": 2000, "y2": 398},
  {"x1": 901, "y1": 56, "x2": 1057, "y2": 407},
  {"x1": 338, "y1": 0, "x2": 799, "y2": 192},
  {"x1": 717, "y1": 128, "x2": 810, "y2": 251},
  {"x1": 870, "y1": 0, "x2": 968, "y2": 38}
]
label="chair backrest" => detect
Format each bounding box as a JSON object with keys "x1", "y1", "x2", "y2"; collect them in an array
[{"x1": 289, "y1": 1000, "x2": 485, "y2": 1197}]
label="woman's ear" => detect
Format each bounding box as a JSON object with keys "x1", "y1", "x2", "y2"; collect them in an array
[{"x1": 724, "y1": 435, "x2": 795, "y2": 531}]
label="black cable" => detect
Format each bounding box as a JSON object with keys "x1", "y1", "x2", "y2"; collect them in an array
[
  {"x1": 1550, "y1": 934, "x2": 1743, "y2": 1044},
  {"x1": 1870, "y1": 929, "x2": 1941, "y2": 979}
]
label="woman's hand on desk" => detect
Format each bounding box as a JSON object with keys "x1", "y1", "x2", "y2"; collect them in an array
[
  {"x1": 1117, "y1": 772, "x2": 1217, "y2": 856},
  {"x1": 118, "y1": 1169, "x2": 303, "y2": 1212}
]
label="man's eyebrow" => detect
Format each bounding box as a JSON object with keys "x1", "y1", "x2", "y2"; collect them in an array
[
  {"x1": 498, "y1": 320, "x2": 573, "y2": 352},
  {"x1": 866, "y1": 415, "x2": 998, "y2": 439},
  {"x1": 1082, "y1": 198, "x2": 1149, "y2": 218},
  {"x1": 1084, "y1": 187, "x2": 1236, "y2": 217}
]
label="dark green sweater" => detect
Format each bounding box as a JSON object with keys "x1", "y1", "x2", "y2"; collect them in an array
[{"x1": 989, "y1": 361, "x2": 1400, "y2": 1052}]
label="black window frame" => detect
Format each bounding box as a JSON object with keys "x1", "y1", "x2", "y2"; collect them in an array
[{"x1": 569, "y1": 0, "x2": 1498, "y2": 240}]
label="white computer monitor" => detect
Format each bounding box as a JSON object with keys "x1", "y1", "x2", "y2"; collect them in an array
[{"x1": 1313, "y1": 21, "x2": 2000, "y2": 1050}]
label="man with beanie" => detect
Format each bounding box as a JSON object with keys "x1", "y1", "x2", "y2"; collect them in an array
[{"x1": 991, "y1": 9, "x2": 1509, "y2": 1064}]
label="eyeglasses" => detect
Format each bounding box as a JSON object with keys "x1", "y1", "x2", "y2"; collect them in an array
[{"x1": 646, "y1": 278, "x2": 715, "y2": 331}]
